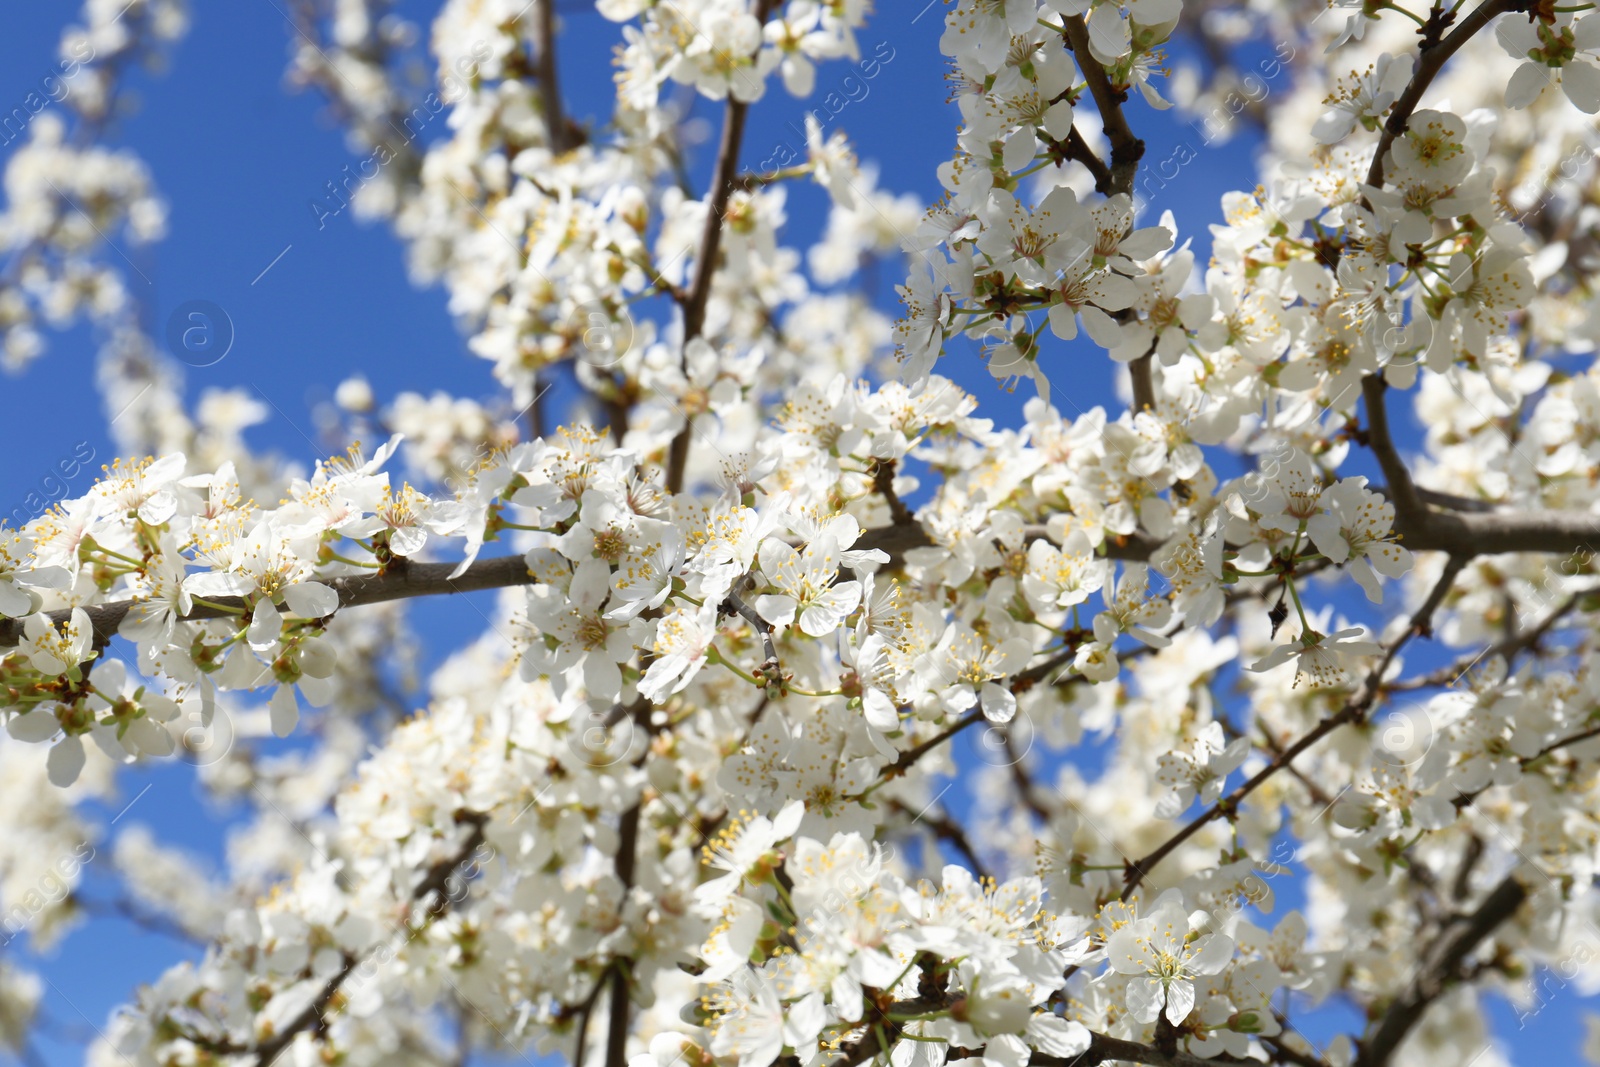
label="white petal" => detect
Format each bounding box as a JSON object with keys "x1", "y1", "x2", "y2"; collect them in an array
[
  {"x1": 1042, "y1": 101, "x2": 1076, "y2": 139},
  {"x1": 1163, "y1": 978, "x2": 1195, "y2": 1025},
  {"x1": 283, "y1": 581, "x2": 339, "y2": 618},
  {"x1": 126, "y1": 716, "x2": 176, "y2": 757},
  {"x1": 1188, "y1": 932, "x2": 1234, "y2": 974},
  {"x1": 269, "y1": 686, "x2": 301, "y2": 738},
  {"x1": 1027, "y1": 1015, "x2": 1090, "y2": 1057},
  {"x1": 980, "y1": 681, "x2": 1017, "y2": 724},
  {"x1": 47, "y1": 735, "x2": 86, "y2": 787},
  {"x1": 1002, "y1": 128, "x2": 1037, "y2": 173},
  {"x1": 1081, "y1": 306, "x2": 1126, "y2": 349},
  {"x1": 754, "y1": 593, "x2": 797, "y2": 629},
  {"x1": 1505, "y1": 61, "x2": 1550, "y2": 109},
  {"x1": 1125, "y1": 976, "x2": 1164, "y2": 1023},
  {"x1": 1249, "y1": 644, "x2": 1299, "y2": 673},
  {"x1": 1306, "y1": 514, "x2": 1349, "y2": 563},
  {"x1": 7, "y1": 711, "x2": 60, "y2": 743},
  {"x1": 247, "y1": 606, "x2": 283, "y2": 651},
  {"x1": 1561, "y1": 60, "x2": 1600, "y2": 113},
  {"x1": 1048, "y1": 303, "x2": 1080, "y2": 341}
]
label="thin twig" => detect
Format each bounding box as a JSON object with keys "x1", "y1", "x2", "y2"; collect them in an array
[
  {"x1": 1361, "y1": 376, "x2": 1600, "y2": 557},
  {"x1": 1364, "y1": 0, "x2": 1533, "y2": 191},
  {"x1": 664, "y1": 0, "x2": 781, "y2": 493},
  {"x1": 1353, "y1": 874, "x2": 1526, "y2": 1067},
  {"x1": 1120, "y1": 558, "x2": 1464, "y2": 899},
  {"x1": 248, "y1": 811, "x2": 489, "y2": 1066},
  {"x1": 534, "y1": 0, "x2": 573, "y2": 154},
  {"x1": 886, "y1": 798, "x2": 992, "y2": 883}
]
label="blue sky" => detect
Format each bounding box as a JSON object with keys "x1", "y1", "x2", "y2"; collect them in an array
[{"x1": 0, "y1": 2, "x2": 1586, "y2": 1064}]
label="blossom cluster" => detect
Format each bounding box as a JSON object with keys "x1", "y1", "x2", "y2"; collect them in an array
[{"x1": 2, "y1": 0, "x2": 1600, "y2": 1063}]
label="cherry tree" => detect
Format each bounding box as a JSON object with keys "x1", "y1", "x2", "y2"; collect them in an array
[{"x1": 2, "y1": 0, "x2": 1600, "y2": 1064}]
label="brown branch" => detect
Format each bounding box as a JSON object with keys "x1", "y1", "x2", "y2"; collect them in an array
[
  {"x1": 1261, "y1": 1035, "x2": 1332, "y2": 1067},
  {"x1": 1364, "y1": 0, "x2": 1533, "y2": 191},
  {"x1": 1387, "y1": 585, "x2": 1595, "y2": 694},
  {"x1": 569, "y1": 966, "x2": 611, "y2": 1067},
  {"x1": 1120, "y1": 557, "x2": 1463, "y2": 900},
  {"x1": 251, "y1": 954, "x2": 356, "y2": 1067},
  {"x1": 722, "y1": 589, "x2": 781, "y2": 687},
  {"x1": 872, "y1": 459, "x2": 915, "y2": 528},
  {"x1": 886, "y1": 798, "x2": 992, "y2": 882},
  {"x1": 1057, "y1": 14, "x2": 1153, "y2": 414},
  {"x1": 853, "y1": 521, "x2": 1162, "y2": 571},
  {"x1": 1256, "y1": 725, "x2": 1335, "y2": 809},
  {"x1": 1454, "y1": 716, "x2": 1600, "y2": 810},
  {"x1": 1064, "y1": 126, "x2": 1114, "y2": 193},
  {"x1": 528, "y1": 370, "x2": 550, "y2": 442},
  {"x1": 664, "y1": 0, "x2": 780, "y2": 493},
  {"x1": 1128, "y1": 348, "x2": 1158, "y2": 415},
  {"x1": 0, "y1": 522, "x2": 1168, "y2": 651},
  {"x1": 1353, "y1": 874, "x2": 1527, "y2": 1067},
  {"x1": 834, "y1": 1021, "x2": 1235, "y2": 1067},
  {"x1": 1058, "y1": 16, "x2": 1144, "y2": 196},
  {"x1": 250, "y1": 810, "x2": 489, "y2": 1066},
  {"x1": 1000, "y1": 726, "x2": 1054, "y2": 823},
  {"x1": 1122, "y1": 703, "x2": 1359, "y2": 899},
  {"x1": 1361, "y1": 376, "x2": 1600, "y2": 558},
  {"x1": 1040, "y1": 125, "x2": 1113, "y2": 194},
  {"x1": 1450, "y1": 834, "x2": 1484, "y2": 903},
  {"x1": 882, "y1": 711, "x2": 984, "y2": 779},
  {"x1": 533, "y1": 0, "x2": 573, "y2": 154},
  {"x1": 603, "y1": 802, "x2": 639, "y2": 1067},
  {"x1": 1380, "y1": 485, "x2": 1501, "y2": 514},
  {"x1": 0, "y1": 555, "x2": 536, "y2": 649}
]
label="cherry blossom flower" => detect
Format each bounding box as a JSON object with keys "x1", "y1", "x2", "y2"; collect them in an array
[
  {"x1": 754, "y1": 535, "x2": 862, "y2": 637},
  {"x1": 1310, "y1": 478, "x2": 1412, "y2": 602},
  {"x1": 1313, "y1": 52, "x2": 1413, "y2": 143},
  {"x1": 928, "y1": 621, "x2": 1033, "y2": 723},
  {"x1": 1105, "y1": 892, "x2": 1234, "y2": 1025},
  {"x1": 1155, "y1": 722, "x2": 1249, "y2": 818},
  {"x1": 1499, "y1": 14, "x2": 1600, "y2": 114},
  {"x1": 639, "y1": 605, "x2": 720, "y2": 700},
  {"x1": 1249, "y1": 626, "x2": 1381, "y2": 689},
  {"x1": 696, "y1": 800, "x2": 805, "y2": 908}
]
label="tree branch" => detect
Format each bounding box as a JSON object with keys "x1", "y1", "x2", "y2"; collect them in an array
[
  {"x1": 886, "y1": 798, "x2": 992, "y2": 883},
  {"x1": 1059, "y1": 17, "x2": 1144, "y2": 196},
  {"x1": 1454, "y1": 716, "x2": 1600, "y2": 810},
  {"x1": 1362, "y1": 376, "x2": 1600, "y2": 558},
  {"x1": 1261, "y1": 1034, "x2": 1332, "y2": 1067},
  {"x1": 0, "y1": 555, "x2": 537, "y2": 649},
  {"x1": 1121, "y1": 557, "x2": 1463, "y2": 899},
  {"x1": 604, "y1": 802, "x2": 640, "y2": 1067},
  {"x1": 1354, "y1": 874, "x2": 1526, "y2": 1066},
  {"x1": 1364, "y1": 0, "x2": 1533, "y2": 191},
  {"x1": 665, "y1": 0, "x2": 780, "y2": 493},
  {"x1": 249, "y1": 810, "x2": 489, "y2": 1066},
  {"x1": 832, "y1": 1017, "x2": 1235, "y2": 1067},
  {"x1": 0, "y1": 522, "x2": 1167, "y2": 651},
  {"x1": 534, "y1": 0, "x2": 574, "y2": 154},
  {"x1": 1057, "y1": 14, "x2": 1153, "y2": 413}
]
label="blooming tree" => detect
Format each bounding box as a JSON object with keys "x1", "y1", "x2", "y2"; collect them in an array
[{"x1": 4, "y1": 0, "x2": 1600, "y2": 1065}]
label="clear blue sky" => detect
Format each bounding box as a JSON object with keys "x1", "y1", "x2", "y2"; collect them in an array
[{"x1": 0, "y1": 3, "x2": 1581, "y2": 1065}]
